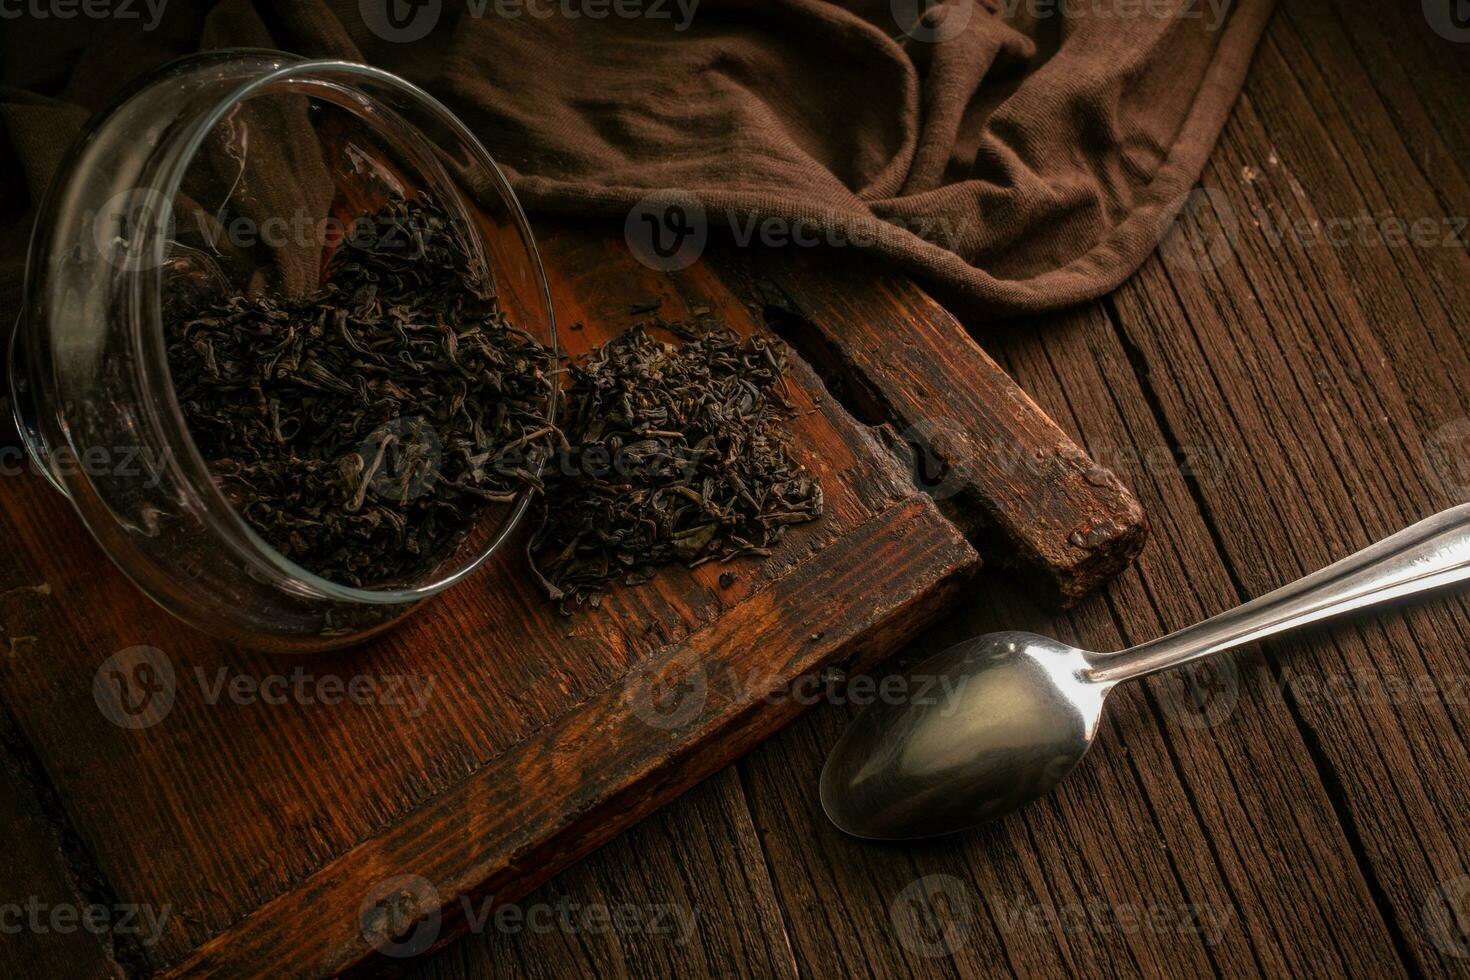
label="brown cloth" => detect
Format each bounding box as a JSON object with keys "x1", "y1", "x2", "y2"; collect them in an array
[{"x1": 0, "y1": 0, "x2": 1273, "y2": 327}]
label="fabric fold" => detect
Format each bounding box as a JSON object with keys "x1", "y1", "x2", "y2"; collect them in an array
[{"x1": 0, "y1": 0, "x2": 1275, "y2": 325}]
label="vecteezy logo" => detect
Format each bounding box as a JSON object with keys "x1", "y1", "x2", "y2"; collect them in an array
[
  {"x1": 894, "y1": 417, "x2": 971, "y2": 501},
  {"x1": 360, "y1": 0, "x2": 443, "y2": 42},
  {"x1": 888, "y1": 874, "x2": 975, "y2": 957},
  {"x1": 93, "y1": 646, "x2": 176, "y2": 730},
  {"x1": 93, "y1": 188, "x2": 175, "y2": 273},
  {"x1": 359, "y1": 874, "x2": 442, "y2": 958},
  {"x1": 891, "y1": 0, "x2": 974, "y2": 44},
  {"x1": 357, "y1": 417, "x2": 442, "y2": 507},
  {"x1": 1425, "y1": 417, "x2": 1470, "y2": 501},
  {"x1": 626, "y1": 651, "x2": 708, "y2": 731},
  {"x1": 1158, "y1": 658, "x2": 1240, "y2": 731},
  {"x1": 624, "y1": 191, "x2": 708, "y2": 271},
  {"x1": 1422, "y1": 875, "x2": 1470, "y2": 958},
  {"x1": 1424, "y1": 0, "x2": 1470, "y2": 42},
  {"x1": 1158, "y1": 185, "x2": 1240, "y2": 275}
]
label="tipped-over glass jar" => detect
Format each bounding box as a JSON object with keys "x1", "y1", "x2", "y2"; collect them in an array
[{"x1": 8, "y1": 51, "x2": 557, "y2": 652}]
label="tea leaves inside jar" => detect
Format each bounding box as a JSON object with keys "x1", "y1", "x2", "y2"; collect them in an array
[{"x1": 164, "y1": 195, "x2": 554, "y2": 588}]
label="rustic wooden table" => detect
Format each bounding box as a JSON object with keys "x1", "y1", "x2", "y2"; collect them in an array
[{"x1": 398, "y1": 3, "x2": 1470, "y2": 977}]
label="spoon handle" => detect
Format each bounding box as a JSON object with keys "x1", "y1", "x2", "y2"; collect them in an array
[{"x1": 1087, "y1": 503, "x2": 1470, "y2": 684}]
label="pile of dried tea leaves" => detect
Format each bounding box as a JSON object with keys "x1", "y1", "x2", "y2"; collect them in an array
[
  {"x1": 527, "y1": 310, "x2": 824, "y2": 610},
  {"x1": 165, "y1": 195, "x2": 554, "y2": 587},
  {"x1": 167, "y1": 196, "x2": 821, "y2": 603}
]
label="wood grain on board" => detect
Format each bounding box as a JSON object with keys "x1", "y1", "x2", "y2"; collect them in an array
[
  {"x1": 405, "y1": 2, "x2": 1470, "y2": 978},
  {"x1": 0, "y1": 228, "x2": 988, "y2": 976},
  {"x1": 0, "y1": 738, "x2": 120, "y2": 979}
]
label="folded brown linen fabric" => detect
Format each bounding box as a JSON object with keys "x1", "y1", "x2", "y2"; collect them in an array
[{"x1": 0, "y1": 0, "x2": 1273, "y2": 327}]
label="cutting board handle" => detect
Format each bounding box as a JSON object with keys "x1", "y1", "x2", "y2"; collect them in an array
[{"x1": 729, "y1": 258, "x2": 1147, "y2": 603}]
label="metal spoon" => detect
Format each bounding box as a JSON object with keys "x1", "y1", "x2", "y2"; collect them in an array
[{"x1": 821, "y1": 503, "x2": 1470, "y2": 841}]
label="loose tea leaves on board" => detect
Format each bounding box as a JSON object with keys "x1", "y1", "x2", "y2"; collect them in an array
[
  {"x1": 527, "y1": 311, "x2": 824, "y2": 610},
  {"x1": 166, "y1": 195, "x2": 821, "y2": 605},
  {"x1": 165, "y1": 195, "x2": 554, "y2": 587}
]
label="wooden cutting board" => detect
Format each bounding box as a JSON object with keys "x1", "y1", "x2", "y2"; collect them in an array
[{"x1": 0, "y1": 223, "x2": 1143, "y2": 977}]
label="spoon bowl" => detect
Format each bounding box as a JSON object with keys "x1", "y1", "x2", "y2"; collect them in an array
[{"x1": 820, "y1": 632, "x2": 1109, "y2": 840}]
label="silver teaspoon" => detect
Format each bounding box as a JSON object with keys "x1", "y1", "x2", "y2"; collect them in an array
[{"x1": 821, "y1": 503, "x2": 1470, "y2": 841}]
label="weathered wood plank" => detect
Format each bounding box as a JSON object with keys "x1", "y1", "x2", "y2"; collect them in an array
[
  {"x1": 0, "y1": 503, "x2": 123, "y2": 979},
  {"x1": 165, "y1": 496, "x2": 972, "y2": 977},
  {"x1": 1097, "y1": 10, "x2": 1470, "y2": 970},
  {"x1": 0, "y1": 733, "x2": 122, "y2": 980},
  {"x1": 715, "y1": 250, "x2": 1148, "y2": 602},
  {"x1": 989, "y1": 304, "x2": 1407, "y2": 975},
  {"x1": 404, "y1": 769, "x2": 796, "y2": 980}
]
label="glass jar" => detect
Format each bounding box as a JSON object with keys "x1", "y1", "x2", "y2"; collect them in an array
[{"x1": 8, "y1": 51, "x2": 557, "y2": 652}]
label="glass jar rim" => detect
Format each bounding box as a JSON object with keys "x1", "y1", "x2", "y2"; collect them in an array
[{"x1": 142, "y1": 54, "x2": 556, "y2": 606}]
